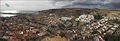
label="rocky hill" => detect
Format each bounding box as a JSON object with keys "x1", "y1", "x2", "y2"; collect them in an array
[{"x1": 40, "y1": 8, "x2": 120, "y2": 17}]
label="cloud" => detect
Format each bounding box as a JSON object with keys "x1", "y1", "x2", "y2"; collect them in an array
[
  {"x1": 0, "y1": 1, "x2": 56, "y2": 11},
  {"x1": 53, "y1": 0, "x2": 120, "y2": 10},
  {"x1": 0, "y1": 0, "x2": 120, "y2": 11},
  {"x1": 104, "y1": 0, "x2": 120, "y2": 9}
]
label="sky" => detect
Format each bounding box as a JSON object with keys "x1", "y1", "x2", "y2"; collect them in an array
[{"x1": 0, "y1": 0, "x2": 120, "y2": 11}]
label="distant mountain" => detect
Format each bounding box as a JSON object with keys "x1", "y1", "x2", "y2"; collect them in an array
[{"x1": 40, "y1": 8, "x2": 120, "y2": 17}]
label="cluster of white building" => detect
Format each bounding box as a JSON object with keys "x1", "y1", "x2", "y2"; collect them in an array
[
  {"x1": 59, "y1": 17, "x2": 72, "y2": 21},
  {"x1": 75, "y1": 15, "x2": 94, "y2": 23},
  {"x1": 104, "y1": 17, "x2": 120, "y2": 20}
]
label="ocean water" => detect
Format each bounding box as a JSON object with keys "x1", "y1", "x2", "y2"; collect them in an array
[
  {"x1": 0, "y1": 10, "x2": 39, "y2": 14},
  {"x1": 0, "y1": 14, "x2": 16, "y2": 17},
  {"x1": 0, "y1": 10, "x2": 40, "y2": 17},
  {"x1": 19, "y1": 11, "x2": 39, "y2": 14}
]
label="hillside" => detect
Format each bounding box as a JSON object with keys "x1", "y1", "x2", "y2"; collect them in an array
[{"x1": 0, "y1": 8, "x2": 120, "y2": 41}]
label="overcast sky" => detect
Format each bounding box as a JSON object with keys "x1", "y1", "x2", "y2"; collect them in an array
[{"x1": 0, "y1": 0, "x2": 120, "y2": 11}]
